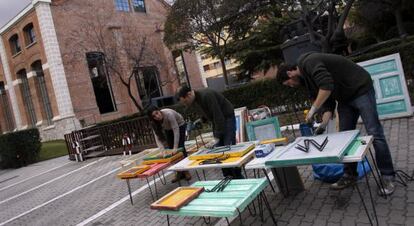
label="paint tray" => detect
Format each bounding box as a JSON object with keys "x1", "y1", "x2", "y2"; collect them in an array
[
  {"x1": 188, "y1": 142, "x2": 255, "y2": 161},
  {"x1": 151, "y1": 187, "x2": 204, "y2": 211},
  {"x1": 142, "y1": 149, "x2": 184, "y2": 164},
  {"x1": 117, "y1": 165, "x2": 151, "y2": 179}
]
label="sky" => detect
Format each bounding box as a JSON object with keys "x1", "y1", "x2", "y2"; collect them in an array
[{"x1": 0, "y1": 0, "x2": 31, "y2": 28}]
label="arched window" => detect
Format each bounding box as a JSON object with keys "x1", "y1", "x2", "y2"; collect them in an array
[
  {"x1": 32, "y1": 61, "x2": 53, "y2": 125},
  {"x1": 17, "y1": 69, "x2": 37, "y2": 126},
  {"x1": 86, "y1": 52, "x2": 117, "y2": 114},
  {"x1": 0, "y1": 81, "x2": 15, "y2": 131},
  {"x1": 23, "y1": 23, "x2": 36, "y2": 46},
  {"x1": 9, "y1": 34, "x2": 21, "y2": 55}
]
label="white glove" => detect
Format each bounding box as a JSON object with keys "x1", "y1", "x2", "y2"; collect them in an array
[
  {"x1": 305, "y1": 105, "x2": 318, "y2": 123},
  {"x1": 205, "y1": 137, "x2": 220, "y2": 149}
]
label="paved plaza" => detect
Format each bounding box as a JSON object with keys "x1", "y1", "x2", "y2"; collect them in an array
[{"x1": 0, "y1": 117, "x2": 413, "y2": 226}]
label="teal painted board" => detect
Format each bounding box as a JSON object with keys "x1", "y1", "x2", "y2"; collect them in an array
[
  {"x1": 379, "y1": 75, "x2": 403, "y2": 98},
  {"x1": 358, "y1": 53, "x2": 412, "y2": 119},
  {"x1": 377, "y1": 100, "x2": 407, "y2": 115},
  {"x1": 265, "y1": 130, "x2": 359, "y2": 167},
  {"x1": 363, "y1": 59, "x2": 397, "y2": 76},
  {"x1": 159, "y1": 178, "x2": 268, "y2": 218},
  {"x1": 246, "y1": 117, "x2": 282, "y2": 141}
]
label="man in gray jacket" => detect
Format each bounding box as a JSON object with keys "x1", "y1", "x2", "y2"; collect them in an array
[
  {"x1": 177, "y1": 86, "x2": 244, "y2": 179},
  {"x1": 277, "y1": 52, "x2": 396, "y2": 195}
]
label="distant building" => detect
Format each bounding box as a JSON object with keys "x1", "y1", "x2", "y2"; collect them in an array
[{"x1": 0, "y1": 0, "x2": 203, "y2": 140}]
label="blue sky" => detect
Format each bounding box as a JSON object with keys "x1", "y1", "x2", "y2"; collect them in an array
[{"x1": 0, "y1": 0, "x2": 31, "y2": 28}]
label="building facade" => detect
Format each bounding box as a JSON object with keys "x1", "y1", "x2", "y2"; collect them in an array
[{"x1": 0, "y1": 0, "x2": 204, "y2": 140}]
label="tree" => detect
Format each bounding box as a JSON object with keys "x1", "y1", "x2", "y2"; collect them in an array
[
  {"x1": 352, "y1": 0, "x2": 414, "y2": 41},
  {"x1": 164, "y1": 0, "x2": 267, "y2": 87},
  {"x1": 61, "y1": 2, "x2": 174, "y2": 112}
]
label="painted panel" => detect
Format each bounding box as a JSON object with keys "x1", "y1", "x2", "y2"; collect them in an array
[
  {"x1": 363, "y1": 60, "x2": 397, "y2": 76},
  {"x1": 379, "y1": 76, "x2": 403, "y2": 98},
  {"x1": 377, "y1": 100, "x2": 407, "y2": 115}
]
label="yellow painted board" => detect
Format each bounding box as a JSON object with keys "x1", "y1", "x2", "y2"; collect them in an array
[
  {"x1": 151, "y1": 187, "x2": 204, "y2": 210},
  {"x1": 189, "y1": 156, "x2": 243, "y2": 166},
  {"x1": 117, "y1": 165, "x2": 151, "y2": 179},
  {"x1": 259, "y1": 137, "x2": 288, "y2": 145},
  {"x1": 188, "y1": 143, "x2": 255, "y2": 161}
]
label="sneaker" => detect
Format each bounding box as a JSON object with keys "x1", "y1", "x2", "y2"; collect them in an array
[
  {"x1": 183, "y1": 171, "x2": 192, "y2": 181},
  {"x1": 378, "y1": 177, "x2": 395, "y2": 196},
  {"x1": 171, "y1": 173, "x2": 182, "y2": 183},
  {"x1": 330, "y1": 176, "x2": 357, "y2": 190}
]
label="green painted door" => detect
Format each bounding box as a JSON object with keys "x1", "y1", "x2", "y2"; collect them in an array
[{"x1": 358, "y1": 53, "x2": 412, "y2": 119}]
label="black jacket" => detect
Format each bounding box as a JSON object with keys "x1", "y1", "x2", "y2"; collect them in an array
[
  {"x1": 298, "y1": 52, "x2": 373, "y2": 107},
  {"x1": 190, "y1": 88, "x2": 234, "y2": 136}
]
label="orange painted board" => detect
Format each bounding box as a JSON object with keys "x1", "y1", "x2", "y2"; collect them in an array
[
  {"x1": 117, "y1": 165, "x2": 150, "y2": 179},
  {"x1": 151, "y1": 187, "x2": 204, "y2": 211}
]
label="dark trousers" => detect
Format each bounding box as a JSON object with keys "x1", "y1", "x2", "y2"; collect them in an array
[
  {"x1": 338, "y1": 88, "x2": 395, "y2": 177},
  {"x1": 165, "y1": 123, "x2": 188, "y2": 157},
  {"x1": 215, "y1": 116, "x2": 244, "y2": 179}
]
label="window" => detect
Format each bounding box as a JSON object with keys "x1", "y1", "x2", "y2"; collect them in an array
[
  {"x1": 9, "y1": 34, "x2": 21, "y2": 55},
  {"x1": 86, "y1": 52, "x2": 117, "y2": 114},
  {"x1": 131, "y1": 0, "x2": 146, "y2": 12},
  {"x1": 203, "y1": 65, "x2": 210, "y2": 72},
  {"x1": 32, "y1": 61, "x2": 53, "y2": 125},
  {"x1": 17, "y1": 69, "x2": 37, "y2": 126},
  {"x1": 115, "y1": 0, "x2": 130, "y2": 11},
  {"x1": 134, "y1": 66, "x2": 162, "y2": 104},
  {"x1": 213, "y1": 62, "x2": 221, "y2": 69},
  {"x1": 23, "y1": 23, "x2": 36, "y2": 45},
  {"x1": 0, "y1": 82, "x2": 15, "y2": 131},
  {"x1": 172, "y1": 50, "x2": 190, "y2": 87}
]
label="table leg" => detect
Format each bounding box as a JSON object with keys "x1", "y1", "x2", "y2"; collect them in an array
[
  {"x1": 167, "y1": 215, "x2": 170, "y2": 226},
  {"x1": 236, "y1": 208, "x2": 244, "y2": 226},
  {"x1": 202, "y1": 169, "x2": 207, "y2": 180},
  {"x1": 225, "y1": 217, "x2": 230, "y2": 226},
  {"x1": 262, "y1": 169, "x2": 276, "y2": 193},
  {"x1": 195, "y1": 170, "x2": 201, "y2": 181},
  {"x1": 260, "y1": 191, "x2": 278, "y2": 225},
  {"x1": 243, "y1": 166, "x2": 248, "y2": 179},
  {"x1": 363, "y1": 157, "x2": 379, "y2": 225},
  {"x1": 153, "y1": 175, "x2": 159, "y2": 199},
  {"x1": 202, "y1": 216, "x2": 211, "y2": 224},
  {"x1": 145, "y1": 177, "x2": 155, "y2": 201},
  {"x1": 368, "y1": 148, "x2": 388, "y2": 198},
  {"x1": 125, "y1": 179, "x2": 133, "y2": 205},
  {"x1": 353, "y1": 182, "x2": 374, "y2": 226}
]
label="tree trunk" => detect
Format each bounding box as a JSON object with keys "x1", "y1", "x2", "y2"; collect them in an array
[
  {"x1": 219, "y1": 55, "x2": 230, "y2": 87},
  {"x1": 394, "y1": 8, "x2": 407, "y2": 38}
]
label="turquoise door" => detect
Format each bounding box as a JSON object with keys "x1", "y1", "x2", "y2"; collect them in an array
[{"x1": 358, "y1": 53, "x2": 412, "y2": 119}]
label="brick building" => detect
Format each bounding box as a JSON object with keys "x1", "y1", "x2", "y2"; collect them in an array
[{"x1": 0, "y1": 0, "x2": 204, "y2": 140}]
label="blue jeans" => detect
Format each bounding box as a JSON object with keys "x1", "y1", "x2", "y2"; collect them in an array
[
  {"x1": 338, "y1": 88, "x2": 395, "y2": 177},
  {"x1": 214, "y1": 115, "x2": 244, "y2": 179}
]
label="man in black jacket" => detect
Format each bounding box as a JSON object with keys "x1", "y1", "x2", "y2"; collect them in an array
[
  {"x1": 277, "y1": 52, "x2": 396, "y2": 195},
  {"x1": 177, "y1": 86, "x2": 244, "y2": 179}
]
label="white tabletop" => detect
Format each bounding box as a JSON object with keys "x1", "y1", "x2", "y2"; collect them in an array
[
  {"x1": 244, "y1": 136, "x2": 373, "y2": 169},
  {"x1": 167, "y1": 148, "x2": 256, "y2": 172}
]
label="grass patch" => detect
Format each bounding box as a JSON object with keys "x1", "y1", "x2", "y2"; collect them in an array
[{"x1": 39, "y1": 140, "x2": 68, "y2": 161}]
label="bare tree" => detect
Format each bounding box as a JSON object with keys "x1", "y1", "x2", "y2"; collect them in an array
[{"x1": 61, "y1": 2, "x2": 176, "y2": 112}]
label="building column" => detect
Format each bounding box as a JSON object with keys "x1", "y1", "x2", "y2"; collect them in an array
[
  {"x1": 34, "y1": 0, "x2": 74, "y2": 119},
  {"x1": 0, "y1": 39, "x2": 22, "y2": 129}
]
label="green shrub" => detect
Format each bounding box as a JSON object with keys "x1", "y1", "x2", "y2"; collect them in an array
[{"x1": 0, "y1": 128, "x2": 41, "y2": 169}]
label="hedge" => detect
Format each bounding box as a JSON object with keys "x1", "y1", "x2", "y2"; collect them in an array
[{"x1": 0, "y1": 128, "x2": 41, "y2": 169}]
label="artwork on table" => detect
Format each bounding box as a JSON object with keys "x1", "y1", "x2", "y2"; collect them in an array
[
  {"x1": 234, "y1": 107, "x2": 248, "y2": 143},
  {"x1": 246, "y1": 117, "x2": 282, "y2": 141},
  {"x1": 151, "y1": 187, "x2": 205, "y2": 210},
  {"x1": 188, "y1": 142, "x2": 255, "y2": 160},
  {"x1": 117, "y1": 165, "x2": 151, "y2": 179},
  {"x1": 142, "y1": 148, "x2": 184, "y2": 164},
  {"x1": 265, "y1": 130, "x2": 360, "y2": 167}
]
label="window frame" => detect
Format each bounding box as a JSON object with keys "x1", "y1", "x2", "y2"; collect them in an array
[
  {"x1": 131, "y1": 0, "x2": 146, "y2": 13},
  {"x1": 114, "y1": 0, "x2": 130, "y2": 12},
  {"x1": 9, "y1": 34, "x2": 21, "y2": 55},
  {"x1": 23, "y1": 23, "x2": 36, "y2": 46}
]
